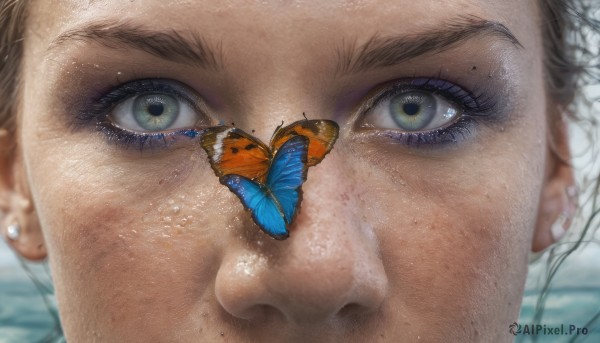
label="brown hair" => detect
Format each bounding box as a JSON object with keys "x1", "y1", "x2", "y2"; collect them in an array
[{"x1": 0, "y1": 0, "x2": 27, "y2": 135}]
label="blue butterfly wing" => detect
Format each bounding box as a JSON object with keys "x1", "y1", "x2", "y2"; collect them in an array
[
  {"x1": 266, "y1": 135, "x2": 309, "y2": 224},
  {"x1": 220, "y1": 174, "x2": 289, "y2": 239}
]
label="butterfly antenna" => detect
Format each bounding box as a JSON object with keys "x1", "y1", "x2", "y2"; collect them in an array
[
  {"x1": 276, "y1": 120, "x2": 284, "y2": 131},
  {"x1": 302, "y1": 112, "x2": 308, "y2": 120},
  {"x1": 231, "y1": 122, "x2": 235, "y2": 127},
  {"x1": 271, "y1": 120, "x2": 285, "y2": 141}
]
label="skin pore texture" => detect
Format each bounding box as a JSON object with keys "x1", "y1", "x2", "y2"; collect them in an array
[{"x1": 2, "y1": 0, "x2": 577, "y2": 341}]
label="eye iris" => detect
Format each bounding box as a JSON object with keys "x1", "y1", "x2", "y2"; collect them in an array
[
  {"x1": 390, "y1": 91, "x2": 436, "y2": 131},
  {"x1": 133, "y1": 93, "x2": 179, "y2": 130}
]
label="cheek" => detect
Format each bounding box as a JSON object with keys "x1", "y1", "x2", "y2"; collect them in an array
[
  {"x1": 22, "y1": 138, "x2": 235, "y2": 336},
  {"x1": 346, "y1": 134, "x2": 544, "y2": 335}
]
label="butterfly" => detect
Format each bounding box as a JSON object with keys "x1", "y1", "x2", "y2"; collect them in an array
[{"x1": 200, "y1": 119, "x2": 339, "y2": 239}]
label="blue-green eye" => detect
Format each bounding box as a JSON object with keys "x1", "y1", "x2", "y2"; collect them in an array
[
  {"x1": 132, "y1": 93, "x2": 180, "y2": 130},
  {"x1": 360, "y1": 84, "x2": 461, "y2": 132},
  {"x1": 389, "y1": 91, "x2": 441, "y2": 131},
  {"x1": 110, "y1": 90, "x2": 199, "y2": 133}
]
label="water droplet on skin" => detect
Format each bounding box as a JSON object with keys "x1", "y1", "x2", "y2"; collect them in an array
[
  {"x1": 168, "y1": 199, "x2": 175, "y2": 205},
  {"x1": 172, "y1": 206, "x2": 181, "y2": 214}
]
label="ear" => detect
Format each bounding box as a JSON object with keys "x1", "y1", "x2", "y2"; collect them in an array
[
  {"x1": 532, "y1": 115, "x2": 577, "y2": 252},
  {"x1": 0, "y1": 129, "x2": 47, "y2": 261}
]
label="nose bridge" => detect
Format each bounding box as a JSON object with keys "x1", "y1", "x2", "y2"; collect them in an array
[
  {"x1": 235, "y1": 82, "x2": 325, "y2": 144},
  {"x1": 222, "y1": 30, "x2": 334, "y2": 141}
]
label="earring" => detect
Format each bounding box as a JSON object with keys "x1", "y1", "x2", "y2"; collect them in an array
[
  {"x1": 550, "y1": 212, "x2": 569, "y2": 243},
  {"x1": 6, "y1": 223, "x2": 20, "y2": 241},
  {"x1": 566, "y1": 185, "x2": 578, "y2": 199}
]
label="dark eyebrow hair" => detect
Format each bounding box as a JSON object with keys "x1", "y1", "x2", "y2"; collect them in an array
[
  {"x1": 336, "y1": 16, "x2": 523, "y2": 75},
  {"x1": 48, "y1": 21, "x2": 224, "y2": 70}
]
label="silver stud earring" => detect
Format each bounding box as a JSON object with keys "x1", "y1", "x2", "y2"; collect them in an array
[
  {"x1": 6, "y1": 223, "x2": 21, "y2": 241},
  {"x1": 566, "y1": 185, "x2": 578, "y2": 199},
  {"x1": 550, "y1": 212, "x2": 569, "y2": 242}
]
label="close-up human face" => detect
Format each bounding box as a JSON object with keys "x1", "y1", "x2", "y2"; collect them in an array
[{"x1": 6, "y1": 0, "x2": 575, "y2": 341}]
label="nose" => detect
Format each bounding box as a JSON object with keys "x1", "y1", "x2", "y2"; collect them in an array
[{"x1": 214, "y1": 154, "x2": 388, "y2": 324}]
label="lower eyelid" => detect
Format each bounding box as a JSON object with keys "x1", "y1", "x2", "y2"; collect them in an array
[
  {"x1": 97, "y1": 124, "x2": 204, "y2": 151},
  {"x1": 355, "y1": 116, "x2": 477, "y2": 147}
]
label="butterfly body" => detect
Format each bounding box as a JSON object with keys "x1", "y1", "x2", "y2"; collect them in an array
[{"x1": 200, "y1": 119, "x2": 339, "y2": 239}]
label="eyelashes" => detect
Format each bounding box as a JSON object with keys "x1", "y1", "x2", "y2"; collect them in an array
[
  {"x1": 75, "y1": 76, "x2": 500, "y2": 150},
  {"x1": 75, "y1": 79, "x2": 210, "y2": 150},
  {"x1": 355, "y1": 77, "x2": 500, "y2": 146}
]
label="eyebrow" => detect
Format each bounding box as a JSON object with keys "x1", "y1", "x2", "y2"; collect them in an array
[
  {"x1": 336, "y1": 15, "x2": 522, "y2": 75},
  {"x1": 48, "y1": 20, "x2": 223, "y2": 71}
]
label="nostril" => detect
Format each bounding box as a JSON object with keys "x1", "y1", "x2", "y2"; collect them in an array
[{"x1": 337, "y1": 303, "x2": 369, "y2": 318}]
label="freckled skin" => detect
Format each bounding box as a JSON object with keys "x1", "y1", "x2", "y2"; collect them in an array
[{"x1": 12, "y1": 0, "x2": 561, "y2": 342}]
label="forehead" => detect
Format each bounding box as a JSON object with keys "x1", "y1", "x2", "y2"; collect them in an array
[
  {"x1": 26, "y1": 0, "x2": 542, "y2": 99},
  {"x1": 30, "y1": 0, "x2": 539, "y2": 48}
]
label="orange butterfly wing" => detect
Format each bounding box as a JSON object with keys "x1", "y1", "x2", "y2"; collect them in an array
[
  {"x1": 200, "y1": 126, "x2": 271, "y2": 182},
  {"x1": 270, "y1": 120, "x2": 339, "y2": 167}
]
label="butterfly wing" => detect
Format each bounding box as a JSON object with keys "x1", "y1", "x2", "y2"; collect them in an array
[
  {"x1": 270, "y1": 119, "x2": 339, "y2": 167},
  {"x1": 220, "y1": 174, "x2": 289, "y2": 240},
  {"x1": 200, "y1": 126, "x2": 271, "y2": 181},
  {"x1": 266, "y1": 135, "x2": 309, "y2": 224}
]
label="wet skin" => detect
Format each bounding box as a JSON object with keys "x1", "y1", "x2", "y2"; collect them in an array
[{"x1": 5, "y1": 0, "x2": 574, "y2": 341}]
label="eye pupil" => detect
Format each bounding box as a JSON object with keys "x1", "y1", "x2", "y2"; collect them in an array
[
  {"x1": 147, "y1": 103, "x2": 165, "y2": 116},
  {"x1": 403, "y1": 103, "x2": 420, "y2": 115}
]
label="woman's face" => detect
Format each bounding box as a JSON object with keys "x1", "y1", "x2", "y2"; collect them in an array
[{"x1": 12, "y1": 0, "x2": 565, "y2": 341}]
